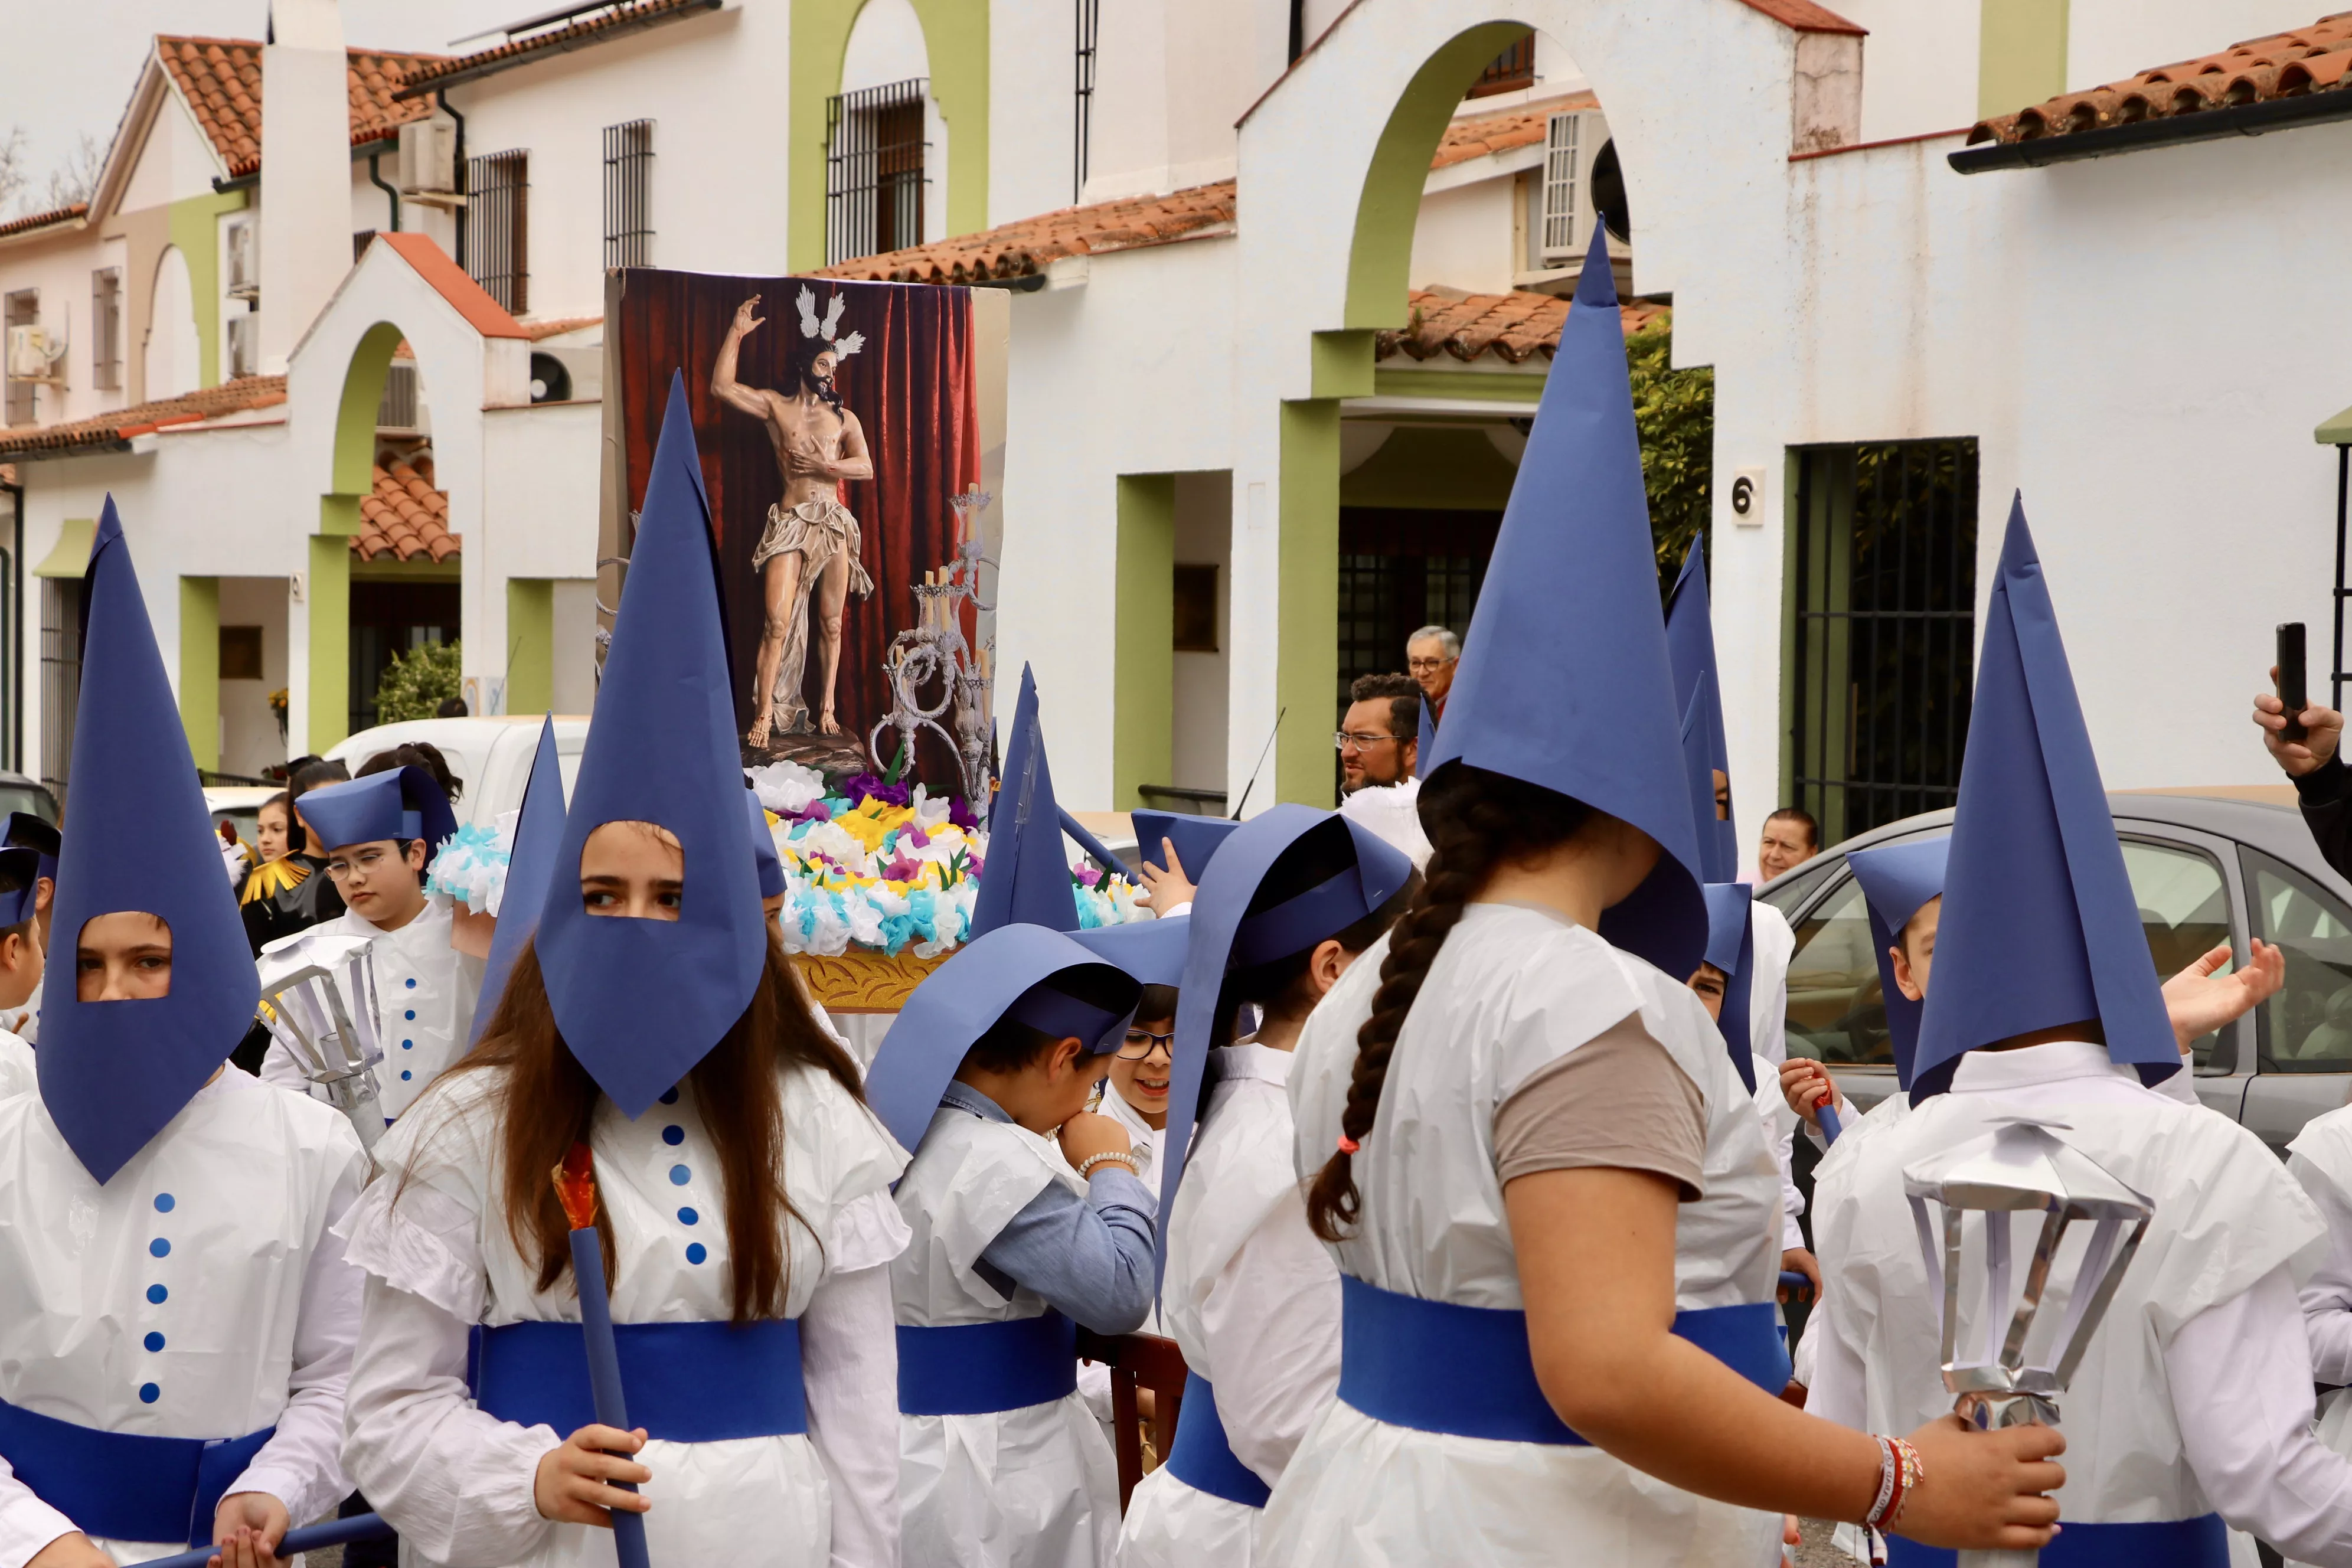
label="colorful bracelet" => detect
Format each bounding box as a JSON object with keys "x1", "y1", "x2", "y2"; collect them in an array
[
  {"x1": 1863, "y1": 1435, "x2": 1923, "y2": 1532},
  {"x1": 1076, "y1": 1151, "x2": 1139, "y2": 1180}
]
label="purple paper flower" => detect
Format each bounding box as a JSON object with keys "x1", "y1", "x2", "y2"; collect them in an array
[
  {"x1": 843, "y1": 773, "x2": 912, "y2": 809},
  {"x1": 1074, "y1": 863, "x2": 1103, "y2": 888},
  {"x1": 949, "y1": 795, "x2": 981, "y2": 831}
]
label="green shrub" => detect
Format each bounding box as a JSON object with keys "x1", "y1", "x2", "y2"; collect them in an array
[
  {"x1": 375, "y1": 639, "x2": 462, "y2": 724},
  {"x1": 1626, "y1": 312, "x2": 1716, "y2": 594}
]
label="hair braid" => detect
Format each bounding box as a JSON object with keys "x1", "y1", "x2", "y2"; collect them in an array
[{"x1": 1305, "y1": 765, "x2": 1592, "y2": 1242}]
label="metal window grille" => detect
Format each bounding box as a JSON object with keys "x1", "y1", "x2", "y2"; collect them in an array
[
  {"x1": 603, "y1": 119, "x2": 655, "y2": 270},
  {"x1": 466, "y1": 149, "x2": 530, "y2": 313},
  {"x1": 1073, "y1": 0, "x2": 1100, "y2": 203},
  {"x1": 92, "y1": 269, "x2": 121, "y2": 391},
  {"x1": 1788, "y1": 438, "x2": 1981, "y2": 845},
  {"x1": 40, "y1": 576, "x2": 80, "y2": 798},
  {"x1": 1467, "y1": 31, "x2": 1536, "y2": 98},
  {"x1": 1540, "y1": 112, "x2": 1580, "y2": 261},
  {"x1": 378, "y1": 362, "x2": 419, "y2": 430},
  {"x1": 3, "y1": 292, "x2": 35, "y2": 426},
  {"x1": 825, "y1": 79, "x2": 928, "y2": 265}
]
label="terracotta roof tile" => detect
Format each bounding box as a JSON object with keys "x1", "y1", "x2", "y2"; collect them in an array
[
  {"x1": 817, "y1": 181, "x2": 1238, "y2": 284},
  {"x1": 1377, "y1": 287, "x2": 1667, "y2": 365},
  {"x1": 522, "y1": 314, "x2": 602, "y2": 341},
  {"x1": 1971, "y1": 10, "x2": 2352, "y2": 145},
  {"x1": 354, "y1": 460, "x2": 457, "y2": 562},
  {"x1": 153, "y1": 34, "x2": 446, "y2": 177},
  {"x1": 0, "y1": 375, "x2": 286, "y2": 453},
  {"x1": 1430, "y1": 92, "x2": 1599, "y2": 171},
  {"x1": 1733, "y1": 0, "x2": 1865, "y2": 35},
  {"x1": 0, "y1": 203, "x2": 89, "y2": 241},
  {"x1": 393, "y1": 0, "x2": 720, "y2": 96}
]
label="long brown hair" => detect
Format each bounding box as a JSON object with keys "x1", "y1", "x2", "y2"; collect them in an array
[
  {"x1": 1304, "y1": 764, "x2": 1591, "y2": 1242},
  {"x1": 453, "y1": 928, "x2": 865, "y2": 1322}
]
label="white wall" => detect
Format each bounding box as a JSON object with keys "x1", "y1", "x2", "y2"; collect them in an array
[
  {"x1": 1082, "y1": 0, "x2": 1267, "y2": 201},
  {"x1": 145, "y1": 244, "x2": 198, "y2": 398},
  {"x1": 551, "y1": 577, "x2": 599, "y2": 714},
  {"x1": 988, "y1": 0, "x2": 1080, "y2": 223},
  {"x1": 1408, "y1": 174, "x2": 1519, "y2": 295}
]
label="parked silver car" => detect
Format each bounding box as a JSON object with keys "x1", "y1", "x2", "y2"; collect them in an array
[{"x1": 1759, "y1": 792, "x2": 2352, "y2": 1155}]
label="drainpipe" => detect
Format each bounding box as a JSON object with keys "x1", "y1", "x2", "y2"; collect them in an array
[
  {"x1": 440, "y1": 95, "x2": 468, "y2": 269},
  {"x1": 367, "y1": 150, "x2": 400, "y2": 234},
  {"x1": 0, "y1": 472, "x2": 20, "y2": 773}
]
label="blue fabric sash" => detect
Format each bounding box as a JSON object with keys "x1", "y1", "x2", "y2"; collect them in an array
[
  {"x1": 0, "y1": 1397, "x2": 273, "y2": 1547},
  {"x1": 1163, "y1": 1371, "x2": 1272, "y2": 1509},
  {"x1": 471, "y1": 1319, "x2": 806, "y2": 1442},
  {"x1": 1887, "y1": 1514, "x2": 2225, "y2": 1568},
  {"x1": 896, "y1": 1312, "x2": 1077, "y2": 1416},
  {"x1": 1336, "y1": 1275, "x2": 1791, "y2": 1445}
]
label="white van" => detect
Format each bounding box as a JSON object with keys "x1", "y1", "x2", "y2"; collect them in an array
[{"x1": 323, "y1": 717, "x2": 590, "y2": 827}]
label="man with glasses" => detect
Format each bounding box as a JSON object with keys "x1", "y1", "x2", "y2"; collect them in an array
[
  {"x1": 1406, "y1": 625, "x2": 1461, "y2": 724},
  {"x1": 1337, "y1": 672, "x2": 1423, "y2": 796}
]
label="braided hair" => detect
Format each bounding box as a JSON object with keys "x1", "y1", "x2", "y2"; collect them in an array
[{"x1": 1304, "y1": 764, "x2": 1593, "y2": 1242}]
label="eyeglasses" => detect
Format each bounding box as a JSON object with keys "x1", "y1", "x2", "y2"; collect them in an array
[
  {"x1": 1406, "y1": 656, "x2": 1452, "y2": 673},
  {"x1": 1334, "y1": 731, "x2": 1406, "y2": 751},
  {"x1": 1116, "y1": 1026, "x2": 1175, "y2": 1060}
]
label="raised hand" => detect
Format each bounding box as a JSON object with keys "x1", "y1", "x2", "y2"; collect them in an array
[
  {"x1": 1137, "y1": 839, "x2": 1197, "y2": 913},
  {"x1": 732, "y1": 296, "x2": 765, "y2": 337},
  {"x1": 2253, "y1": 665, "x2": 2345, "y2": 778},
  {"x1": 2161, "y1": 939, "x2": 2285, "y2": 1050},
  {"x1": 1778, "y1": 1057, "x2": 1838, "y2": 1129}
]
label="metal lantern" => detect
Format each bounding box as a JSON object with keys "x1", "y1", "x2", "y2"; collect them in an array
[
  {"x1": 255, "y1": 929, "x2": 387, "y2": 1157},
  {"x1": 1903, "y1": 1116, "x2": 2154, "y2": 1568}
]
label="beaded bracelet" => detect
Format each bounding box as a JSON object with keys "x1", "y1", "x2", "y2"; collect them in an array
[
  {"x1": 1863, "y1": 1435, "x2": 1923, "y2": 1532},
  {"x1": 1076, "y1": 1151, "x2": 1140, "y2": 1180}
]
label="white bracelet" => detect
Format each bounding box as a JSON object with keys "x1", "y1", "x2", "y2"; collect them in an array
[{"x1": 1077, "y1": 1151, "x2": 1139, "y2": 1180}]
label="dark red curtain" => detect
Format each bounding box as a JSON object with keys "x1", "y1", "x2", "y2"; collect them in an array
[{"x1": 613, "y1": 270, "x2": 982, "y2": 780}]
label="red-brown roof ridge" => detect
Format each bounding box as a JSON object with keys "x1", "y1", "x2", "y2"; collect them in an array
[
  {"x1": 1430, "y1": 91, "x2": 1600, "y2": 171},
  {"x1": 0, "y1": 375, "x2": 286, "y2": 453},
  {"x1": 392, "y1": 0, "x2": 721, "y2": 97},
  {"x1": 817, "y1": 181, "x2": 1237, "y2": 285},
  {"x1": 1380, "y1": 286, "x2": 1665, "y2": 365},
  {"x1": 1970, "y1": 10, "x2": 2352, "y2": 145},
  {"x1": 153, "y1": 34, "x2": 448, "y2": 177},
  {"x1": 0, "y1": 203, "x2": 89, "y2": 241},
  {"x1": 357, "y1": 457, "x2": 457, "y2": 563}
]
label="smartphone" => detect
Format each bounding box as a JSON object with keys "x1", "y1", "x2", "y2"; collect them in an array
[{"x1": 2279, "y1": 622, "x2": 2309, "y2": 743}]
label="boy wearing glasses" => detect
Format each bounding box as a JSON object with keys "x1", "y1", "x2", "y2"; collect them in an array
[{"x1": 257, "y1": 763, "x2": 481, "y2": 1121}]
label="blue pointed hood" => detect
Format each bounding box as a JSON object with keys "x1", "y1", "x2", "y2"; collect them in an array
[
  {"x1": 1701, "y1": 883, "x2": 1756, "y2": 1093},
  {"x1": 1415, "y1": 677, "x2": 1436, "y2": 775},
  {"x1": 4, "y1": 813, "x2": 58, "y2": 888},
  {"x1": 1667, "y1": 543, "x2": 1739, "y2": 883},
  {"x1": 39, "y1": 498, "x2": 260, "y2": 1181},
  {"x1": 298, "y1": 766, "x2": 458, "y2": 860},
  {"x1": 1130, "y1": 810, "x2": 1241, "y2": 889},
  {"x1": 1847, "y1": 836, "x2": 1948, "y2": 1089},
  {"x1": 533, "y1": 374, "x2": 767, "y2": 1117},
  {"x1": 746, "y1": 792, "x2": 784, "y2": 901},
  {"x1": 1911, "y1": 498, "x2": 2175, "y2": 1102},
  {"x1": 969, "y1": 665, "x2": 1079, "y2": 937},
  {"x1": 1420, "y1": 225, "x2": 1705, "y2": 978},
  {"x1": 472, "y1": 717, "x2": 568, "y2": 1048},
  {"x1": 1165, "y1": 804, "x2": 1413, "y2": 1272},
  {"x1": 1069, "y1": 913, "x2": 1190, "y2": 988},
  {"x1": 865, "y1": 923, "x2": 1142, "y2": 1151}
]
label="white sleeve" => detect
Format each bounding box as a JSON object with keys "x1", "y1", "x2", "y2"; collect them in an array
[
  {"x1": 0, "y1": 1459, "x2": 80, "y2": 1568},
  {"x1": 2170, "y1": 1267, "x2": 2352, "y2": 1564},
  {"x1": 1752, "y1": 1080, "x2": 1806, "y2": 1250},
  {"x1": 224, "y1": 1145, "x2": 368, "y2": 1530},
  {"x1": 1197, "y1": 1195, "x2": 1344, "y2": 1487},
  {"x1": 341, "y1": 1276, "x2": 561, "y2": 1568},
  {"x1": 2292, "y1": 1152, "x2": 2352, "y2": 1387},
  {"x1": 799, "y1": 1261, "x2": 901, "y2": 1568},
  {"x1": 1799, "y1": 1280, "x2": 1867, "y2": 1432}
]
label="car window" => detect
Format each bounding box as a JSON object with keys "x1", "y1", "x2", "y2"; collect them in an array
[
  {"x1": 2119, "y1": 839, "x2": 2233, "y2": 1072},
  {"x1": 1784, "y1": 876, "x2": 1890, "y2": 1067},
  {"x1": 2243, "y1": 848, "x2": 2352, "y2": 1073},
  {"x1": 1759, "y1": 855, "x2": 1843, "y2": 926}
]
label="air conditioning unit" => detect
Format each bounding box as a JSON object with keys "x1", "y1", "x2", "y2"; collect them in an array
[
  {"x1": 226, "y1": 313, "x2": 259, "y2": 380},
  {"x1": 398, "y1": 119, "x2": 457, "y2": 197},
  {"x1": 226, "y1": 219, "x2": 258, "y2": 301},
  {"x1": 5, "y1": 326, "x2": 63, "y2": 384}
]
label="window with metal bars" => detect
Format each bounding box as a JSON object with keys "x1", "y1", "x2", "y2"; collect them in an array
[
  {"x1": 1538, "y1": 112, "x2": 1580, "y2": 262},
  {"x1": 1468, "y1": 30, "x2": 1537, "y2": 98},
  {"x1": 603, "y1": 119, "x2": 655, "y2": 270},
  {"x1": 91, "y1": 270, "x2": 120, "y2": 392},
  {"x1": 4, "y1": 292, "x2": 36, "y2": 426},
  {"x1": 825, "y1": 79, "x2": 927, "y2": 265},
  {"x1": 40, "y1": 574, "x2": 81, "y2": 798},
  {"x1": 1073, "y1": 0, "x2": 1100, "y2": 203},
  {"x1": 1786, "y1": 438, "x2": 1980, "y2": 846},
  {"x1": 1335, "y1": 507, "x2": 1498, "y2": 708},
  {"x1": 466, "y1": 149, "x2": 530, "y2": 313}
]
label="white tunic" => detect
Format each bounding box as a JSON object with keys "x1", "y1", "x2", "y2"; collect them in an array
[
  {"x1": 339, "y1": 1060, "x2": 909, "y2": 1568},
  {"x1": 0, "y1": 1069, "x2": 367, "y2": 1566},
  {"x1": 260, "y1": 901, "x2": 485, "y2": 1121},
  {"x1": 893, "y1": 1109, "x2": 1122, "y2": 1568},
  {"x1": 0, "y1": 1027, "x2": 32, "y2": 1099},
  {"x1": 1263, "y1": 903, "x2": 1785, "y2": 1567},
  {"x1": 1742, "y1": 903, "x2": 1807, "y2": 1252},
  {"x1": 1815, "y1": 1041, "x2": 2352, "y2": 1562},
  {"x1": 2294, "y1": 1108, "x2": 2352, "y2": 1482},
  {"x1": 1120, "y1": 1043, "x2": 1338, "y2": 1568}
]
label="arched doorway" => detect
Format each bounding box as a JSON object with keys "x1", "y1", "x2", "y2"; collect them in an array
[{"x1": 144, "y1": 245, "x2": 200, "y2": 400}]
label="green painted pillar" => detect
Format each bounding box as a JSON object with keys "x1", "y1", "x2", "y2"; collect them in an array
[
  {"x1": 507, "y1": 579, "x2": 554, "y2": 716},
  {"x1": 308, "y1": 532, "x2": 352, "y2": 754},
  {"x1": 1276, "y1": 400, "x2": 1341, "y2": 808},
  {"x1": 179, "y1": 576, "x2": 220, "y2": 770},
  {"x1": 1113, "y1": 475, "x2": 1175, "y2": 808},
  {"x1": 1978, "y1": 0, "x2": 2069, "y2": 120}
]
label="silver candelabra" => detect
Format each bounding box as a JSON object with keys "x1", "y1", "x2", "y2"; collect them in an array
[{"x1": 870, "y1": 486, "x2": 998, "y2": 805}]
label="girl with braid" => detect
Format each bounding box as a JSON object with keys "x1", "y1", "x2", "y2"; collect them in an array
[{"x1": 1252, "y1": 230, "x2": 2067, "y2": 1567}]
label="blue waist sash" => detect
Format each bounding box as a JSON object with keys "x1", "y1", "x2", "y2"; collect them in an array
[
  {"x1": 0, "y1": 1397, "x2": 273, "y2": 1547},
  {"x1": 1888, "y1": 1514, "x2": 2225, "y2": 1568},
  {"x1": 1336, "y1": 1274, "x2": 1791, "y2": 1445},
  {"x1": 1164, "y1": 1371, "x2": 1272, "y2": 1509},
  {"x1": 471, "y1": 1319, "x2": 806, "y2": 1442},
  {"x1": 897, "y1": 1312, "x2": 1077, "y2": 1416}
]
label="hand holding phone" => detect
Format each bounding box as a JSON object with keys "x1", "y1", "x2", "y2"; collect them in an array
[{"x1": 2280, "y1": 623, "x2": 2309, "y2": 744}]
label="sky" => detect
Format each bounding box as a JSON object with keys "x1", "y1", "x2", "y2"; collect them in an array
[{"x1": 5, "y1": 0, "x2": 490, "y2": 214}]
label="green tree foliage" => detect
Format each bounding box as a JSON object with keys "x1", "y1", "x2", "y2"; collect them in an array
[
  {"x1": 374, "y1": 639, "x2": 463, "y2": 724},
  {"x1": 1625, "y1": 311, "x2": 1716, "y2": 594}
]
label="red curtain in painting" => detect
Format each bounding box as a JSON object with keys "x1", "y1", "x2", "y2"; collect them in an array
[{"x1": 614, "y1": 271, "x2": 982, "y2": 776}]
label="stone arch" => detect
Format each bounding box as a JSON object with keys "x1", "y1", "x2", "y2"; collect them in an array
[{"x1": 143, "y1": 244, "x2": 200, "y2": 400}]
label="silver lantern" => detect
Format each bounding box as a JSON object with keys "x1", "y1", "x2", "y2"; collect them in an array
[
  {"x1": 255, "y1": 929, "x2": 387, "y2": 1157},
  {"x1": 1903, "y1": 1116, "x2": 2154, "y2": 1568}
]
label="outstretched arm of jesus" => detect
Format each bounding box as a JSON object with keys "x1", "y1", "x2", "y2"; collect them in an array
[{"x1": 711, "y1": 296, "x2": 770, "y2": 417}]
